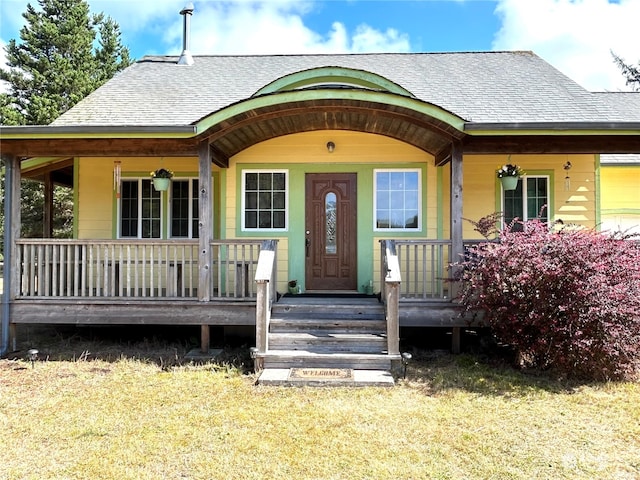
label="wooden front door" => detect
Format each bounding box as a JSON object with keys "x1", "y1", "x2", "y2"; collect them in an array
[{"x1": 305, "y1": 173, "x2": 357, "y2": 290}]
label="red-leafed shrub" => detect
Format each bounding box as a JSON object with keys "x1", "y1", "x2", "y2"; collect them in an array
[{"x1": 457, "y1": 219, "x2": 640, "y2": 380}]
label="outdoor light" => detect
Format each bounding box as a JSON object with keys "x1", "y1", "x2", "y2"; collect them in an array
[
  {"x1": 401, "y1": 351, "x2": 412, "y2": 379},
  {"x1": 326, "y1": 141, "x2": 335, "y2": 153},
  {"x1": 27, "y1": 349, "x2": 39, "y2": 369},
  {"x1": 249, "y1": 347, "x2": 258, "y2": 359}
]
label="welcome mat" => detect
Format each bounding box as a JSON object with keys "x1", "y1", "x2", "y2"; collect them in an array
[{"x1": 288, "y1": 368, "x2": 354, "y2": 381}]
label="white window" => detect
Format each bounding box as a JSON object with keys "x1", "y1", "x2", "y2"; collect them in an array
[
  {"x1": 503, "y1": 176, "x2": 549, "y2": 229},
  {"x1": 242, "y1": 170, "x2": 288, "y2": 231},
  {"x1": 374, "y1": 169, "x2": 421, "y2": 231},
  {"x1": 120, "y1": 179, "x2": 162, "y2": 238},
  {"x1": 170, "y1": 178, "x2": 199, "y2": 238}
]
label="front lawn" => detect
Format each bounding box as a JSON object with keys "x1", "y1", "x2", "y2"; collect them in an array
[{"x1": 1, "y1": 334, "x2": 638, "y2": 480}]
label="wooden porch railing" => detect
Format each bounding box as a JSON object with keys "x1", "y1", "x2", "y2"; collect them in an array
[
  {"x1": 15, "y1": 239, "x2": 266, "y2": 300},
  {"x1": 380, "y1": 240, "x2": 400, "y2": 357},
  {"x1": 254, "y1": 240, "x2": 278, "y2": 370},
  {"x1": 392, "y1": 240, "x2": 452, "y2": 300},
  {"x1": 385, "y1": 239, "x2": 484, "y2": 301}
]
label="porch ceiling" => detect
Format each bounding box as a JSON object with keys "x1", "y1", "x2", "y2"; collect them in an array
[{"x1": 202, "y1": 99, "x2": 466, "y2": 164}]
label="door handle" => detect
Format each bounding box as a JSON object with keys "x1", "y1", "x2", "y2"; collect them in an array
[{"x1": 305, "y1": 237, "x2": 311, "y2": 257}]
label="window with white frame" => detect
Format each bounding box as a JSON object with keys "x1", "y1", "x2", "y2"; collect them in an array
[
  {"x1": 242, "y1": 170, "x2": 288, "y2": 231},
  {"x1": 374, "y1": 169, "x2": 421, "y2": 231},
  {"x1": 170, "y1": 178, "x2": 199, "y2": 238},
  {"x1": 503, "y1": 176, "x2": 549, "y2": 229},
  {"x1": 120, "y1": 179, "x2": 162, "y2": 238}
]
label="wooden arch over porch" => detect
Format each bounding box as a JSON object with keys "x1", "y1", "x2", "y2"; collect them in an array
[{"x1": 194, "y1": 86, "x2": 468, "y2": 168}]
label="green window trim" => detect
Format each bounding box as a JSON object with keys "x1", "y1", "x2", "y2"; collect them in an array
[
  {"x1": 241, "y1": 169, "x2": 289, "y2": 232},
  {"x1": 497, "y1": 173, "x2": 553, "y2": 229},
  {"x1": 373, "y1": 168, "x2": 422, "y2": 232},
  {"x1": 115, "y1": 174, "x2": 202, "y2": 239}
]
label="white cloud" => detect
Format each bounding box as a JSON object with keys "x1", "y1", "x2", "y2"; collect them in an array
[
  {"x1": 492, "y1": 0, "x2": 640, "y2": 91},
  {"x1": 161, "y1": 1, "x2": 410, "y2": 55},
  {"x1": 2, "y1": 0, "x2": 411, "y2": 58}
]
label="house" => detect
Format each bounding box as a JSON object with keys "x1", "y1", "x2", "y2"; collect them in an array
[{"x1": 2, "y1": 34, "x2": 640, "y2": 377}]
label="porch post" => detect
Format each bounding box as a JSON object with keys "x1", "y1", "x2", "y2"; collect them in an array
[
  {"x1": 1, "y1": 155, "x2": 21, "y2": 355},
  {"x1": 198, "y1": 141, "x2": 212, "y2": 352},
  {"x1": 450, "y1": 142, "x2": 463, "y2": 354},
  {"x1": 44, "y1": 172, "x2": 53, "y2": 237}
]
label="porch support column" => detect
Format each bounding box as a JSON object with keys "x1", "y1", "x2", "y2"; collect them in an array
[
  {"x1": 44, "y1": 172, "x2": 53, "y2": 237},
  {"x1": 198, "y1": 141, "x2": 212, "y2": 353},
  {"x1": 1, "y1": 155, "x2": 21, "y2": 356},
  {"x1": 450, "y1": 141, "x2": 463, "y2": 354}
]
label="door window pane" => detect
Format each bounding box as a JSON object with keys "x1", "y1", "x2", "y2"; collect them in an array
[{"x1": 325, "y1": 192, "x2": 337, "y2": 254}]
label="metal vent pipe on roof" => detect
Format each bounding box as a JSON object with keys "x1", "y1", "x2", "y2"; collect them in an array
[{"x1": 178, "y1": 3, "x2": 194, "y2": 66}]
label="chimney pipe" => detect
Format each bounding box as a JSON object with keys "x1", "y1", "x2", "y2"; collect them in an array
[{"x1": 178, "y1": 3, "x2": 194, "y2": 66}]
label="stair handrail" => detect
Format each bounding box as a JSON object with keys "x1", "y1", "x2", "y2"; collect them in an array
[
  {"x1": 380, "y1": 240, "x2": 401, "y2": 356},
  {"x1": 254, "y1": 239, "x2": 278, "y2": 369}
]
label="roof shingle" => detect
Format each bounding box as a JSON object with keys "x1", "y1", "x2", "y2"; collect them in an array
[{"x1": 52, "y1": 51, "x2": 640, "y2": 127}]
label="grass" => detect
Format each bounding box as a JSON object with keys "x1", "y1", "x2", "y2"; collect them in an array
[{"x1": 0, "y1": 327, "x2": 639, "y2": 480}]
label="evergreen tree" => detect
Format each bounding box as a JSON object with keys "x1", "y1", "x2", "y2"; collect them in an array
[
  {"x1": 1, "y1": 0, "x2": 131, "y2": 125},
  {"x1": 0, "y1": 0, "x2": 131, "y2": 248},
  {"x1": 612, "y1": 52, "x2": 640, "y2": 91}
]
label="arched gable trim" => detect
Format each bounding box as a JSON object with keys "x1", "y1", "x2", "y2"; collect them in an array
[
  {"x1": 253, "y1": 66, "x2": 415, "y2": 98},
  {"x1": 194, "y1": 89, "x2": 465, "y2": 135}
]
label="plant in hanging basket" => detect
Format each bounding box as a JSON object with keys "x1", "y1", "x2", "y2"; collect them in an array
[
  {"x1": 151, "y1": 168, "x2": 173, "y2": 191},
  {"x1": 150, "y1": 168, "x2": 174, "y2": 179},
  {"x1": 496, "y1": 164, "x2": 524, "y2": 178}
]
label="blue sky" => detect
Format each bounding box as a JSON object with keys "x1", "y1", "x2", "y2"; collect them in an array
[{"x1": 1, "y1": 0, "x2": 638, "y2": 91}]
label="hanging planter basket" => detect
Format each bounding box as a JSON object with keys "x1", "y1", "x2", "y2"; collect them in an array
[
  {"x1": 500, "y1": 176, "x2": 519, "y2": 191},
  {"x1": 152, "y1": 177, "x2": 171, "y2": 191}
]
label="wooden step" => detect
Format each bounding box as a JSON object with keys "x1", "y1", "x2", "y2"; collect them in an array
[
  {"x1": 272, "y1": 299, "x2": 384, "y2": 319},
  {"x1": 269, "y1": 317, "x2": 385, "y2": 333},
  {"x1": 271, "y1": 308, "x2": 384, "y2": 321},
  {"x1": 257, "y1": 368, "x2": 395, "y2": 387},
  {"x1": 269, "y1": 332, "x2": 387, "y2": 353},
  {"x1": 265, "y1": 296, "x2": 391, "y2": 371},
  {"x1": 261, "y1": 351, "x2": 400, "y2": 370}
]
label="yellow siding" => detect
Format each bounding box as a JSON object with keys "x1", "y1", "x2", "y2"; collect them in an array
[
  {"x1": 77, "y1": 156, "x2": 200, "y2": 239},
  {"x1": 600, "y1": 164, "x2": 640, "y2": 233},
  {"x1": 77, "y1": 157, "x2": 116, "y2": 238},
  {"x1": 601, "y1": 165, "x2": 640, "y2": 211},
  {"x1": 461, "y1": 154, "x2": 597, "y2": 238},
  {"x1": 228, "y1": 130, "x2": 434, "y2": 292},
  {"x1": 74, "y1": 141, "x2": 601, "y2": 292}
]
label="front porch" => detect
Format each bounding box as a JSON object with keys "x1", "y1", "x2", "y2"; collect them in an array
[{"x1": 4, "y1": 238, "x2": 476, "y2": 362}]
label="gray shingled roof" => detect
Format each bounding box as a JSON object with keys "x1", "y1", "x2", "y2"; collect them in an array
[
  {"x1": 52, "y1": 51, "x2": 640, "y2": 127},
  {"x1": 601, "y1": 154, "x2": 640, "y2": 165},
  {"x1": 593, "y1": 92, "x2": 640, "y2": 121}
]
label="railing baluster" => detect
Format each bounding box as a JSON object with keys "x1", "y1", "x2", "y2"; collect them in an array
[
  {"x1": 141, "y1": 244, "x2": 146, "y2": 297},
  {"x1": 88, "y1": 245, "x2": 94, "y2": 297},
  {"x1": 56, "y1": 244, "x2": 62, "y2": 296},
  {"x1": 76, "y1": 244, "x2": 82, "y2": 296},
  {"x1": 149, "y1": 244, "x2": 155, "y2": 297}
]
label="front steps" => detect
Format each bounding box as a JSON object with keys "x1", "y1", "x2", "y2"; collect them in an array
[{"x1": 257, "y1": 295, "x2": 400, "y2": 386}]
